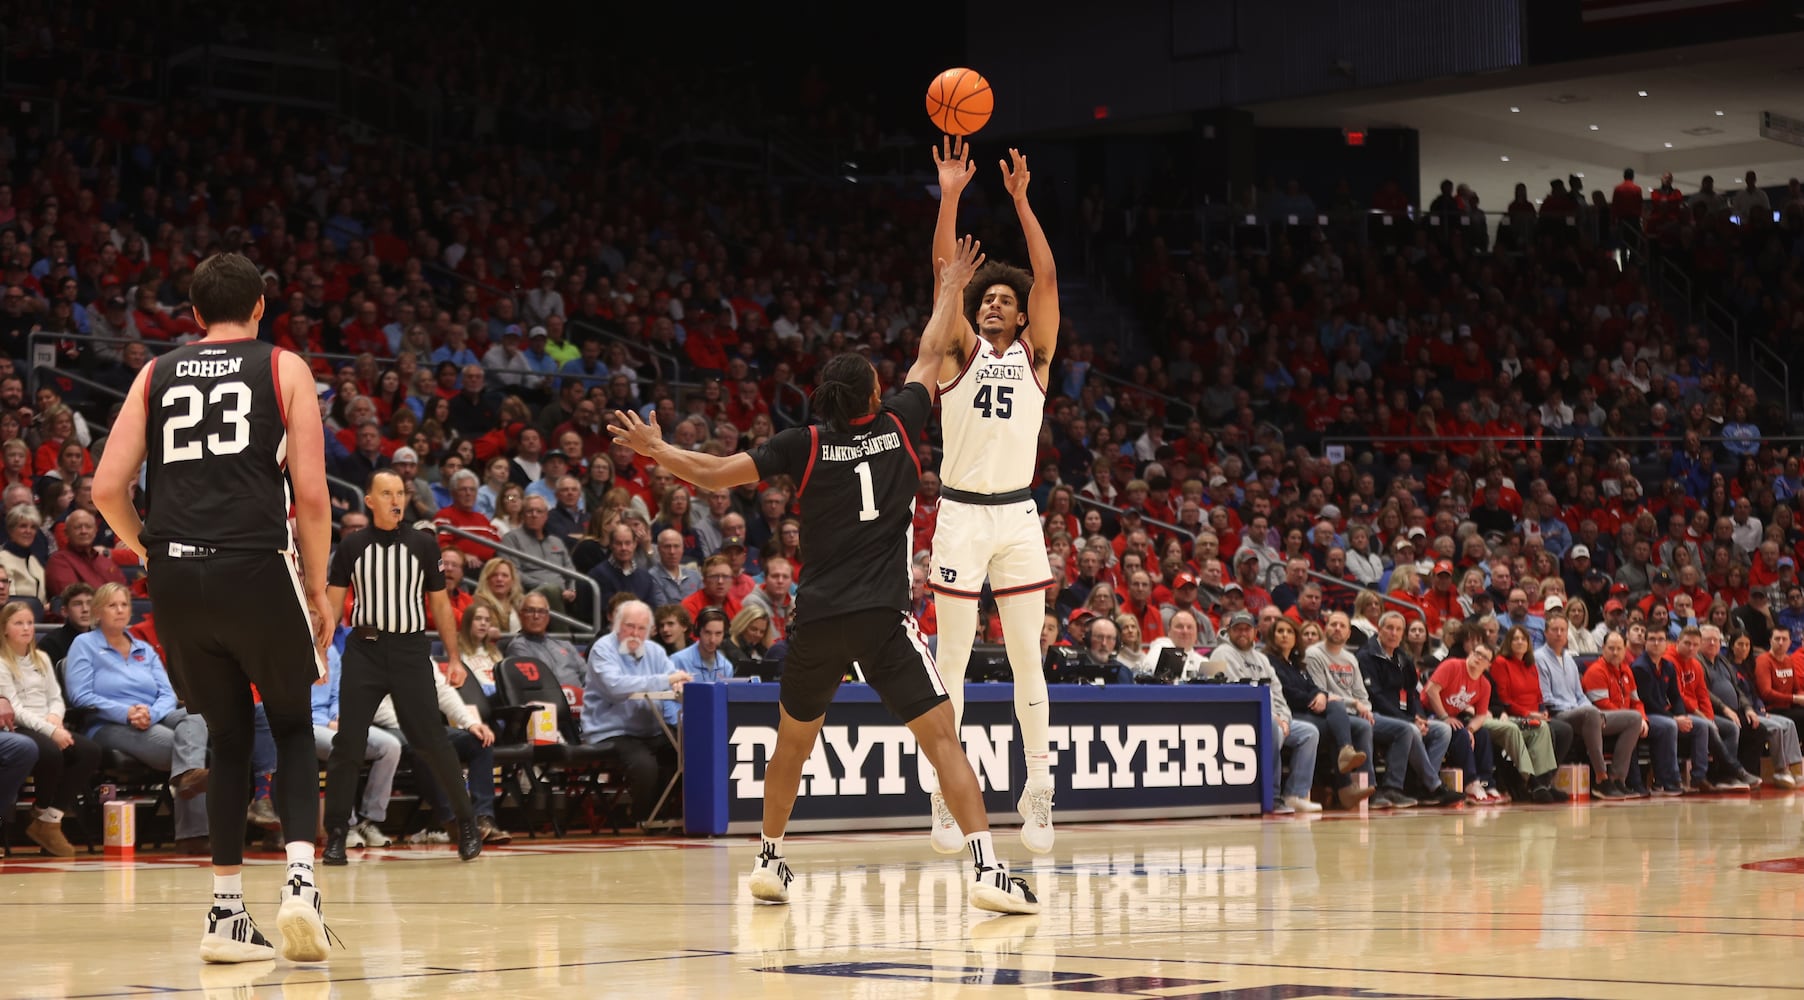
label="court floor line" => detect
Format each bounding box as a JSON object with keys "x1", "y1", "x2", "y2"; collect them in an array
[
  {"x1": 56, "y1": 949, "x2": 735, "y2": 999},
  {"x1": 910, "y1": 948, "x2": 1804, "y2": 993},
  {"x1": 10, "y1": 900, "x2": 1801, "y2": 932}
]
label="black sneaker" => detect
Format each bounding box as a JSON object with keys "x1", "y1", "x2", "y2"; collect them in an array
[
  {"x1": 1593, "y1": 780, "x2": 1627, "y2": 800},
  {"x1": 1427, "y1": 785, "x2": 1464, "y2": 807},
  {"x1": 322, "y1": 830, "x2": 348, "y2": 867},
  {"x1": 1530, "y1": 785, "x2": 1554, "y2": 803},
  {"x1": 453, "y1": 817, "x2": 482, "y2": 861},
  {"x1": 1544, "y1": 783, "x2": 1571, "y2": 802}
]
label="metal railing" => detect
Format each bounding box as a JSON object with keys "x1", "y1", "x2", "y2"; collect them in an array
[
  {"x1": 1298, "y1": 564, "x2": 1425, "y2": 622},
  {"x1": 431, "y1": 521, "x2": 599, "y2": 637},
  {"x1": 416, "y1": 261, "x2": 689, "y2": 384},
  {"x1": 1068, "y1": 494, "x2": 1196, "y2": 543}
]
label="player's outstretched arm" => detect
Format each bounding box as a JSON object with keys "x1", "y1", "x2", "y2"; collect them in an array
[
  {"x1": 1001, "y1": 147, "x2": 1061, "y2": 365},
  {"x1": 607, "y1": 410, "x2": 759, "y2": 491},
  {"x1": 907, "y1": 235, "x2": 984, "y2": 392},
  {"x1": 931, "y1": 135, "x2": 976, "y2": 302},
  {"x1": 93, "y1": 362, "x2": 154, "y2": 561}
]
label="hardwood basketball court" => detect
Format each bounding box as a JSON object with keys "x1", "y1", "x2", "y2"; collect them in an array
[{"x1": 4, "y1": 796, "x2": 1803, "y2": 999}]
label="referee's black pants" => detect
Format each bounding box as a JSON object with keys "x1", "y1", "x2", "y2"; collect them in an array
[{"x1": 325, "y1": 631, "x2": 473, "y2": 832}]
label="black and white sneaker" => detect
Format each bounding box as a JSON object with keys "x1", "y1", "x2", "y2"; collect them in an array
[
  {"x1": 277, "y1": 874, "x2": 330, "y2": 963},
  {"x1": 748, "y1": 848, "x2": 795, "y2": 904},
  {"x1": 199, "y1": 906, "x2": 276, "y2": 964},
  {"x1": 969, "y1": 863, "x2": 1041, "y2": 915}
]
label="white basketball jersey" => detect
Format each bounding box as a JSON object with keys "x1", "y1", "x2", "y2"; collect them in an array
[{"x1": 937, "y1": 338, "x2": 1045, "y2": 494}]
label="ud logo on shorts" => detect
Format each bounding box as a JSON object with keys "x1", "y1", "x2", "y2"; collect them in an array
[{"x1": 939, "y1": 567, "x2": 958, "y2": 583}]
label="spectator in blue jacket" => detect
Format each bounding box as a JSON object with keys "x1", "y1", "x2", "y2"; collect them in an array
[
  {"x1": 582, "y1": 600, "x2": 690, "y2": 831},
  {"x1": 670, "y1": 607, "x2": 735, "y2": 685},
  {"x1": 63, "y1": 581, "x2": 210, "y2": 848}
]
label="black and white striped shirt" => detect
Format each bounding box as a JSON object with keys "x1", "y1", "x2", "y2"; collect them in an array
[{"x1": 327, "y1": 524, "x2": 445, "y2": 634}]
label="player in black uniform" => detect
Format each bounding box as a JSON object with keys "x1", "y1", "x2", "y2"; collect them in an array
[
  {"x1": 94, "y1": 252, "x2": 338, "y2": 965},
  {"x1": 608, "y1": 238, "x2": 1038, "y2": 915}
]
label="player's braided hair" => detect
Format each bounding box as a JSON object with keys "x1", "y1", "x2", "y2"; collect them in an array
[{"x1": 812, "y1": 354, "x2": 876, "y2": 433}]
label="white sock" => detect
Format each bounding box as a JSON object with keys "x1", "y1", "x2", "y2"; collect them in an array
[
  {"x1": 999, "y1": 596, "x2": 1051, "y2": 783},
  {"x1": 36, "y1": 806, "x2": 63, "y2": 823},
  {"x1": 934, "y1": 595, "x2": 980, "y2": 727},
  {"x1": 285, "y1": 841, "x2": 315, "y2": 882},
  {"x1": 966, "y1": 830, "x2": 996, "y2": 870},
  {"x1": 213, "y1": 873, "x2": 245, "y2": 913},
  {"x1": 760, "y1": 835, "x2": 784, "y2": 858}
]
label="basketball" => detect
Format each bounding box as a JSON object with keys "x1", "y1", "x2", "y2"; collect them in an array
[{"x1": 926, "y1": 67, "x2": 993, "y2": 136}]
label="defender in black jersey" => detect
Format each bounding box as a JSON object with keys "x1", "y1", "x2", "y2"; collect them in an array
[
  {"x1": 607, "y1": 238, "x2": 1038, "y2": 915},
  {"x1": 95, "y1": 253, "x2": 337, "y2": 965}
]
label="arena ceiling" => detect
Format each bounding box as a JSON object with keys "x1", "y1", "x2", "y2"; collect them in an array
[{"x1": 1252, "y1": 32, "x2": 1804, "y2": 210}]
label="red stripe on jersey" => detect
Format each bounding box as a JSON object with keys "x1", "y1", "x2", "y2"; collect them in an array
[
  {"x1": 798, "y1": 426, "x2": 820, "y2": 498},
  {"x1": 1024, "y1": 342, "x2": 1048, "y2": 396},
  {"x1": 936, "y1": 340, "x2": 982, "y2": 395},
  {"x1": 849, "y1": 412, "x2": 877, "y2": 426},
  {"x1": 269, "y1": 346, "x2": 289, "y2": 426},
  {"x1": 991, "y1": 578, "x2": 1056, "y2": 598},
  {"x1": 140, "y1": 357, "x2": 156, "y2": 421},
  {"x1": 928, "y1": 581, "x2": 983, "y2": 600},
  {"x1": 891, "y1": 413, "x2": 921, "y2": 477}
]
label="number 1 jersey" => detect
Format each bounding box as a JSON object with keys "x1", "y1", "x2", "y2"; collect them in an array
[
  {"x1": 749, "y1": 382, "x2": 930, "y2": 627},
  {"x1": 936, "y1": 338, "x2": 1046, "y2": 495},
  {"x1": 142, "y1": 338, "x2": 295, "y2": 552}
]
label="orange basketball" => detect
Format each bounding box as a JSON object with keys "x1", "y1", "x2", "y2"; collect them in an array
[{"x1": 925, "y1": 67, "x2": 993, "y2": 136}]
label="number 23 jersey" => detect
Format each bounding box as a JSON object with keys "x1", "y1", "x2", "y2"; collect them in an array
[
  {"x1": 749, "y1": 382, "x2": 930, "y2": 627},
  {"x1": 141, "y1": 338, "x2": 296, "y2": 552}
]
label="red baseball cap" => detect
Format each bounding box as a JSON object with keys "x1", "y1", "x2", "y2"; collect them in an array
[
  {"x1": 1433, "y1": 560, "x2": 1454, "y2": 576},
  {"x1": 1172, "y1": 573, "x2": 1197, "y2": 589},
  {"x1": 1068, "y1": 608, "x2": 1097, "y2": 625},
  {"x1": 1604, "y1": 599, "x2": 1625, "y2": 614}
]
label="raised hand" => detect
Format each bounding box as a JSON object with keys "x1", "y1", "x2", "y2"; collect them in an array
[
  {"x1": 936, "y1": 235, "x2": 985, "y2": 294},
  {"x1": 1000, "y1": 147, "x2": 1030, "y2": 200},
  {"x1": 934, "y1": 134, "x2": 975, "y2": 194},
  {"x1": 608, "y1": 409, "x2": 664, "y2": 457}
]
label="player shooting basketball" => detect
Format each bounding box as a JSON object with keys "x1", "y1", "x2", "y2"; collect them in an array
[{"x1": 923, "y1": 135, "x2": 1062, "y2": 855}]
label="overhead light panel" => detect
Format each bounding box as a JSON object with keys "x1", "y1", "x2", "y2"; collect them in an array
[
  {"x1": 1638, "y1": 90, "x2": 1649, "y2": 97},
  {"x1": 1510, "y1": 106, "x2": 1521, "y2": 113},
  {"x1": 1715, "y1": 110, "x2": 1726, "y2": 116},
  {"x1": 1589, "y1": 124, "x2": 1600, "y2": 130},
  {"x1": 1664, "y1": 142, "x2": 1674, "y2": 148},
  {"x1": 1500, "y1": 155, "x2": 1510, "y2": 161}
]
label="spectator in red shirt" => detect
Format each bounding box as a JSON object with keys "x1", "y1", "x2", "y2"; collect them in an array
[
  {"x1": 44, "y1": 508, "x2": 125, "y2": 595},
  {"x1": 1611, "y1": 168, "x2": 1644, "y2": 230},
  {"x1": 682, "y1": 554, "x2": 744, "y2": 623},
  {"x1": 1120, "y1": 570, "x2": 1167, "y2": 643},
  {"x1": 341, "y1": 300, "x2": 390, "y2": 357},
  {"x1": 434, "y1": 469, "x2": 500, "y2": 568}
]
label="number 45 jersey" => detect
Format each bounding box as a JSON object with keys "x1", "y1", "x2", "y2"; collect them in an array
[
  {"x1": 937, "y1": 338, "x2": 1046, "y2": 495},
  {"x1": 749, "y1": 381, "x2": 930, "y2": 628},
  {"x1": 142, "y1": 339, "x2": 297, "y2": 553}
]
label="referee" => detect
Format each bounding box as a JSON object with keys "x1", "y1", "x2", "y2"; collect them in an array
[{"x1": 322, "y1": 469, "x2": 481, "y2": 863}]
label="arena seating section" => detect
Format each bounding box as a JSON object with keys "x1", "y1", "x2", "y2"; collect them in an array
[{"x1": 6, "y1": 0, "x2": 1804, "y2": 848}]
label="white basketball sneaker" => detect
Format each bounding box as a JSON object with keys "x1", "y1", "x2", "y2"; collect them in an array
[
  {"x1": 277, "y1": 873, "x2": 330, "y2": 963},
  {"x1": 969, "y1": 862, "x2": 1041, "y2": 915},
  {"x1": 199, "y1": 905, "x2": 276, "y2": 964},
  {"x1": 748, "y1": 846, "x2": 795, "y2": 904},
  {"x1": 1017, "y1": 783, "x2": 1055, "y2": 855},
  {"x1": 929, "y1": 791, "x2": 965, "y2": 855}
]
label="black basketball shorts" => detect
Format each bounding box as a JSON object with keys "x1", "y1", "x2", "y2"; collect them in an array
[
  {"x1": 780, "y1": 608, "x2": 948, "y2": 724},
  {"x1": 147, "y1": 548, "x2": 319, "y2": 712}
]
